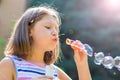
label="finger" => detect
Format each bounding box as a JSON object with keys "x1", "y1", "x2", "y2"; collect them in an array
[
  {"x1": 77, "y1": 49, "x2": 87, "y2": 57},
  {"x1": 71, "y1": 41, "x2": 78, "y2": 50},
  {"x1": 76, "y1": 40, "x2": 84, "y2": 48},
  {"x1": 71, "y1": 41, "x2": 82, "y2": 50},
  {"x1": 74, "y1": 50, "x2": 79, "y2": 57},
  {"x1": 78, "y1": 49, "x2": 88, "y2": 59},
  {"x1": 71, "y1": 40, "x2": 84, "y2": 51},
  {"x1": 75, "y1": 40, "x2": 84, "y2": 48},
  {"x1": 74, "y1": 49, "x2": 87, "y2": 60}
]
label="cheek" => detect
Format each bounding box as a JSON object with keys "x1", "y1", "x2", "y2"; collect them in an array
[{"x1": 32, "y1": 29, "x2": 51, "y2": 45}]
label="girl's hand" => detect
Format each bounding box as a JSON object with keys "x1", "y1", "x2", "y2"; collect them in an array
[
  {"x1": 32, "y1": 76, "x2": 54, "y2": 80},
  {"x1": 70, "y1": 40, "x2": 92, "y2": 80},
  {"x1": 71, "y1": 40, "x2": 88, "y2": 66}
]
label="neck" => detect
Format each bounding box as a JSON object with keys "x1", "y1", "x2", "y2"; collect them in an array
[{"x1": 26, "y1": 46, "x2": 46, "y2": 67}]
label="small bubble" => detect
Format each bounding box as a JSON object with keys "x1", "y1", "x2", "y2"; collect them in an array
[
  {"x1": 114, "y1": 56, "x2": 120, "y2": 68},
  {"x1": 84, "y1": 44, "x2": 93, "y2": 57},
  {"x1": 94, "y1": 59, "x2": 101, "y2": 65},
  {"x1": 102, "y1": 56, "x2": 114, "y2": 69},
  {"x1": 94, "y1": 52, "x2": 104, "y2": 65}
]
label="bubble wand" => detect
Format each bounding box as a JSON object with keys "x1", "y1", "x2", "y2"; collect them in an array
[{"x1": 66, "y1": 38, "x2": 120, "y2": 71}]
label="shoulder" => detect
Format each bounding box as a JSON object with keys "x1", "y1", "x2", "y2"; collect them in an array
[
  {"x1": 53, "y1": 65, "x2": 72, "y2": 80},
  {"x1": 0, "y1": 57, "x2": 15, "y2": 80}
]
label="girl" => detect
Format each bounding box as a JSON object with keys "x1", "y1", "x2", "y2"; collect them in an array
[{"x1": 0, "y1": 6, "x2": 91, "y2": 80}]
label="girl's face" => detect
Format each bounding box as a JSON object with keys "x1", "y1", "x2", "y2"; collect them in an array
[{"x1": 30, "y1": 15, "x2": 59, "y2": 51}]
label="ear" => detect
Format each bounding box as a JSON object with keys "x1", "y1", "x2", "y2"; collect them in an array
[{"x1": 29, "y1": 28, "x2": 33, "y2": 37}]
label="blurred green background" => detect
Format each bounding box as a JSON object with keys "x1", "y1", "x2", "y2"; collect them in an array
[{"x1": 0, "y1": 0, "x2": 120, "y2": 80}]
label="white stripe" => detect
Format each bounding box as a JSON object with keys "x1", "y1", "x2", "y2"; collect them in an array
[
  {"x1": 18, "y1": 72, "x2": 41, "y2": 77},
  {"x1": 17, "y1": 66, "x2": 45, "y2": 73}
]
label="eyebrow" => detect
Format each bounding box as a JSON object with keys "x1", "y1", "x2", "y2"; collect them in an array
[{"x1": 45, "y1": 22, "x2": 59, "y2": 28}]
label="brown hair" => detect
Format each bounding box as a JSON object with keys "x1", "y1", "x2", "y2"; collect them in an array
[{"x1": 4, "y1": 6, "x2": 61, "y2": 64}]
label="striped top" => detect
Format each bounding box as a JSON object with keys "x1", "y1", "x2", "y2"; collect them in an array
[{"x1": 7, "y1": 55, "x2": 58, "y2": 80}]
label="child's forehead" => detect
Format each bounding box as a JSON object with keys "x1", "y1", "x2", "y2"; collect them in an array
[{"x1": 38, "y1": 15, "x2": 59, "y2": 26}]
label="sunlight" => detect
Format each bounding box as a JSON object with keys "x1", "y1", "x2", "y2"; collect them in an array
[{"x1": 103, "y1": 0, "x2": 120, "y2": 11}]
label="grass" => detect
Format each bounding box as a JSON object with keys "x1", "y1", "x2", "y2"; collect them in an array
[{"x1": 0, "y1": 38, "x2": 6, "y2": 60}]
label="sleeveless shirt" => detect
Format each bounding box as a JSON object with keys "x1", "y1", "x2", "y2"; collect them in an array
[{"x1": 6, "y1": 55, "x2": 58, "y2": 80}]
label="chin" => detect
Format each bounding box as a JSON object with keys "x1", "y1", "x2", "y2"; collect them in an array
[{"x1": 49, "y1": 44, "x2": 57, "y2": 50}]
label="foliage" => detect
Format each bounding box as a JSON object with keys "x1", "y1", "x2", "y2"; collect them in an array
[
  {"x1": 29, "y1": 0, "x2": 120, "y2": 80},
  {"x1": 0, "y1": 38, "x2": 6, "y2": 59}
]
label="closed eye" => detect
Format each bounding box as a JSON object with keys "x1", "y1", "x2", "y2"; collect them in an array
[{"x1": 45, "y1": 26, "x2": 51, "y2": 29}]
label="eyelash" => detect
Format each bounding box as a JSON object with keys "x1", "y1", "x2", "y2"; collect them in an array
[
  {"x1": 44, "y1": 26, "x2": 59, "y2": 32},
  {"x1": 45, "y1": 26, "x2": 51, "y2": 29}
]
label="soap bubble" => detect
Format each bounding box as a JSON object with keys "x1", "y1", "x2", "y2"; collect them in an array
[
  {"x1": 84, "y1": 44, "x2": 93, "y2": 57},
  {"x1": 102, "y1": 56, "x2": 114, "y2": 69},
  {"x1": 114, "y1": 56, "x2": 120, "y2": 68},
  {"x1": 94, "y1": 52, "x2": 105, "y2": 65}
]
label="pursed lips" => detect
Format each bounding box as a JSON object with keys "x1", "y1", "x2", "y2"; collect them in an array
[{"x1": 52, "y1": 38, "x2": 58, "y2": 42}]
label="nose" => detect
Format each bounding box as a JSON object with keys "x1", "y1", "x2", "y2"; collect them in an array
[{"x1": 51, "y1": 30, "x2": 58, "y2": 37}]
